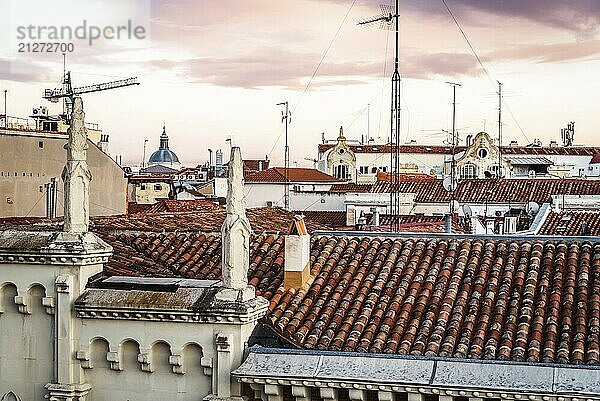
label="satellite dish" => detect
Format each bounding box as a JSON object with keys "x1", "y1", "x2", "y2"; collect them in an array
[
  {"x1": 463, "y1": 204, "x2": 473, "y2": 218},
  {"x1": 449, "y1": 200, "x2": 460, "y2": 213},
  {"x1": 443, "y1": 176, "x2": 457, "y2": 191},
  {"x1": 526, "y1": 202, "x2": 540, "y2": 215}
]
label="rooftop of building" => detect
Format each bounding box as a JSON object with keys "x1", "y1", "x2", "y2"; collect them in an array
[
  {"x1": 318, "y1": 142, "x2": 600, "y2": 156},
  {"x1": 245, "y1": 167, "x2": 341, "y2": 183},
  {"x1": 538, "y1": 209, "x2": 600, "y2": 236}
]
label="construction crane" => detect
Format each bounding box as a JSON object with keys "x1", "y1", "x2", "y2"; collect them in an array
[{"x1": 43, "y1": 71, "x2": 139, "y2": 123}]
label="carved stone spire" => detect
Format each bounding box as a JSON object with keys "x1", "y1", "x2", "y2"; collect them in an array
[
  {"x1": 62, "y1": 97, "x2": 92, "y2": 233},
  {"x1": 220, "y1": 147, "x2": 252, "y2": 291}
]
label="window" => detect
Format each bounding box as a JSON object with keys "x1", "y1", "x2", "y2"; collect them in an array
[
  {"x1": 489, "y1": 164, "x2": 504, "y2": 177},
  {"x1": 154, "y1": 184, "x2": 162, "y2": 191},
  {"x1": 140, "y1": 184, "x2": 146, "y2": 190},
  {"x1": 359, "y1": 166, "x2": 369, "y2": 174},
  {"x1": 333, "y1": 164, "x2": 349, "y2": 180},
  {"x1": 371, "y1": 167, "x2": 377, "y2": 173},
  {"x1": 461, "y1": 163, "x2": 477, "y2": 179},
  {"x1": 380, "y1": 166, "x2": 387, "y2": 172},
  {"x1": 477, "y1": 148, "x2": 488, "y2": 158},
  {"x1": 38, "y1": 141, "x2": 44, "y2": 148}
]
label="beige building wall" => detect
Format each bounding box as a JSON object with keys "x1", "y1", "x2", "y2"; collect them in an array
[{"x1": 0, "y1": 130, "x2": 127, "y2": 217}]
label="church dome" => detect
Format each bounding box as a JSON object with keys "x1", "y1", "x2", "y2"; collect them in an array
[{"x1": 148, "y1": 125, "x2": 180, "y2": 164}]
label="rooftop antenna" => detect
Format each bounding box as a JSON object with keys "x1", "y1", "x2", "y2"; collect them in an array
[
  {"x1": 142, "y1": 139, "x2": 148, "y2": 169},
  {"x1": 497, "y1": 81, "x2": 503, "y2": 178},
  {"x1": 446, "y1": 81, "x2": 461, "y2": 233},
  {"x1": 3, "y1": 89, "x2": 6, "y2": 128},
  {"x1": 367, "y1": 103, "x2": 370, "y2": 142},
  {"x1": 359, "y1": 0, "x2": 400, "y2": 231},
  {"x1": 62, "y1": 53, "x2": 66, "y2": 117},
  {"x1": 277, "y1": 101, "x2": 291, "y2": 210}
]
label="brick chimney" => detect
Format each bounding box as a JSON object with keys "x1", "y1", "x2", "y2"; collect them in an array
[{"x1": 284, "y1": 215, "x2": 311, "y2": 290}]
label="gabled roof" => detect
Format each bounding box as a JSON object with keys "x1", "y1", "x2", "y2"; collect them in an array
[
  {"x1": 538, "y1": 210, "x2": 600, "y2": 236},
  {"x1": 590, "y1": 154, "x2": 600, "y2": 164},
  {"x1": 245, "y1": 167, "x2": 341, "y2": 183}
]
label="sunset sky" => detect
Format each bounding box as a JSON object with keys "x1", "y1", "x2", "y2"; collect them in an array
[{"x1": 1, "y1": 0, "x2": 599, "y2": 166}]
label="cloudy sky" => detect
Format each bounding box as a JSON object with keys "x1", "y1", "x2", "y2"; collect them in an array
[{"x1": 1, "y1": 0, "x2": 599, "y2": 166}]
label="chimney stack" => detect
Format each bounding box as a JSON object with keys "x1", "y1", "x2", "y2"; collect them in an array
[{"x1": 284, "y1": 215, "x2": 311, "y2": 290}]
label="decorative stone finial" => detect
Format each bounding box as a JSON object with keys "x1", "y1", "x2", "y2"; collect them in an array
[
  {"x1": 338, "y1": 126, "x2": 345, "y2": 140},
  {"x1": 62, "y1": 97, "x2": 92, "y2": 233},
  {"x1": 220, "y1": 147, "x2": 252, "y2": 292}
]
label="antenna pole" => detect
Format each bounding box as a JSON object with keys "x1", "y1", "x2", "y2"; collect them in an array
[
  {"x1": 142, "y1": 139, "x2": 148, "y2": 169},
  {"x1": 367, "y1": 103, "x2": 370, "y2": 142},
  {"x1": 389, "y1": 0, "x2": 401, "y2": 232},
  {"x1": 497, "y1": 81, "x2": 502, "y2": 177},
  {"x1": 3, "y1": 90, "x2": 6, "y2": 128},
  {"x1": 446, "y1": 81, "x2": 461, "y2": 232},
  {"x1": 62, "y1": 53, "x2": 66, "y2": 117},
  {"x1": 277, "y1": 101, "x2": 290, "y2": 210}
]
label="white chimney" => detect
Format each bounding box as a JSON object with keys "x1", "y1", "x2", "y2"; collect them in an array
[{"x1": 284, "y1": 216, "x2": 311, "y2": 290}]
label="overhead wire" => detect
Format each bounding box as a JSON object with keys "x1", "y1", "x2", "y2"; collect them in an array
[{"x1": 439, "y1": 0, "x2": 531, "y2": 144}]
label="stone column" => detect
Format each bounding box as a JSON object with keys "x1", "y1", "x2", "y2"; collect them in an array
[{"x1": 62, "y1": 96, "x2": 92, "y2": 234}]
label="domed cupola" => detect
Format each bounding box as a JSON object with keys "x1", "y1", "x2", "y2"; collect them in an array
[{"x1": 148, "y1": 124, "x2": 180, "y2": 166}]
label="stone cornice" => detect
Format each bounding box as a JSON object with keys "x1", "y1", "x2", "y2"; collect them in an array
[
  {"x1": 0, "y1": 231, "x2": 112, "y2": 265},
  {"x1": 75, "y1": 295, "x2": 269, "y2": 324}
]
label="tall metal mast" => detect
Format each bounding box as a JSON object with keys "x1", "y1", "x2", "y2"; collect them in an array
[
  {"x1": 445, "y1": 82, "x2": 461, "y2": 232},
  {"x1": 277, "y1": 101, "x2": 290, "y2": 210},
  {"x1": 497, "y1": 81, "x2": 503, "y2": 177},
  {"x1": 359, "y1": 0, "x2": 401, "y2": 231}
]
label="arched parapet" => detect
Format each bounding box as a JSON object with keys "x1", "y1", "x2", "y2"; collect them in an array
[
  {"x1": 0, "y1": 282, "x2": 18, "y2": 314},
  {"x1": 76, "y1": 336, "x2": 111, "y2": 369}
]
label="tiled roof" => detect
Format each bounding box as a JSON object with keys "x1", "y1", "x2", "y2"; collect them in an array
[
  {"x1": 454, "y1": 179, "x2": 600, "y2": 203},
  {"x1": 266, "y1": 235, "x2": 600, "y2": 365},
  {"x1": 318, "y1": 143, "x2": 600, "y2": 156},
  {"x1": 377, "y1": 214, "x2": 471, "y2": 234},
  {"x1": 100, "y1": 232, "x2": 284, "y2": 299},
  {"x1": 298, "y1": 211, "x2": 347, "y2": 228},
  {"x1": 376, "y1": 172, "x2": 437, "y2": 182},
  {"x1": 329, "y1": 183, "x2": 372, "y2": 193},
  {"x1": 591, "y1": 154, "x2": 600, "y2": 164},
  {"x1": 538, "y1": 210, "x2": 600, "y2": 236},
  {"x1": 371, "y1": 178, "x2": 449, "y2": 202},
  {"x1": 143, "y1": 199, "x2": 222, "y2": 214},
  {"x1": 0, "y1": 207, "x2": 328, "y2": 234},
  {"x1": 127, "y1": 202, "x2": 153, "y2": 214},
  {"x1": 91, "y1": 207, "x2": 327, "y2": 233},
  {"x1": 245, "y1": 168, "x2": 341, "y2": 183},
  {"x1": 371, "y1": 178, "x2": 600, "y2": 204}
]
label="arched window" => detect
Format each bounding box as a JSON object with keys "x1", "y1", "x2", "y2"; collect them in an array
[
  {"x1": 460, "y1": 163, "x2": 477, "y2": 179},
  {"x1": 333, "y1": 164, "x2": 349, "y2": 180}
]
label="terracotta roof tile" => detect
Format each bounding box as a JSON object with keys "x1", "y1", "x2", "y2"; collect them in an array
[
  {"x1": 143, "y1": 199, "x2": 222, "y2": 214},
  {"x1": 371, "y1": 178, "x2": 600, "y2": 204},
  {"x1": 245, "y1": 167, "x2": 341, "y2": 183},
  {"x1": 539, "y1": 210, "x2": 600, "y2": 236},
  {"x1": 266, "y1": 235, "x2": 600, "y2": 366}
]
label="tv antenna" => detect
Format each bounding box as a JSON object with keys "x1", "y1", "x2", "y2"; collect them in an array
[
  {"x1": 277, "y1": 101, "x2": 291, "y2": 210},
  {"x1": 358, "y1": 0, "x2": 400, "y2": 231},
  {"x1": 43, "y1": 71, "x2": 139, "y2": 124}
]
